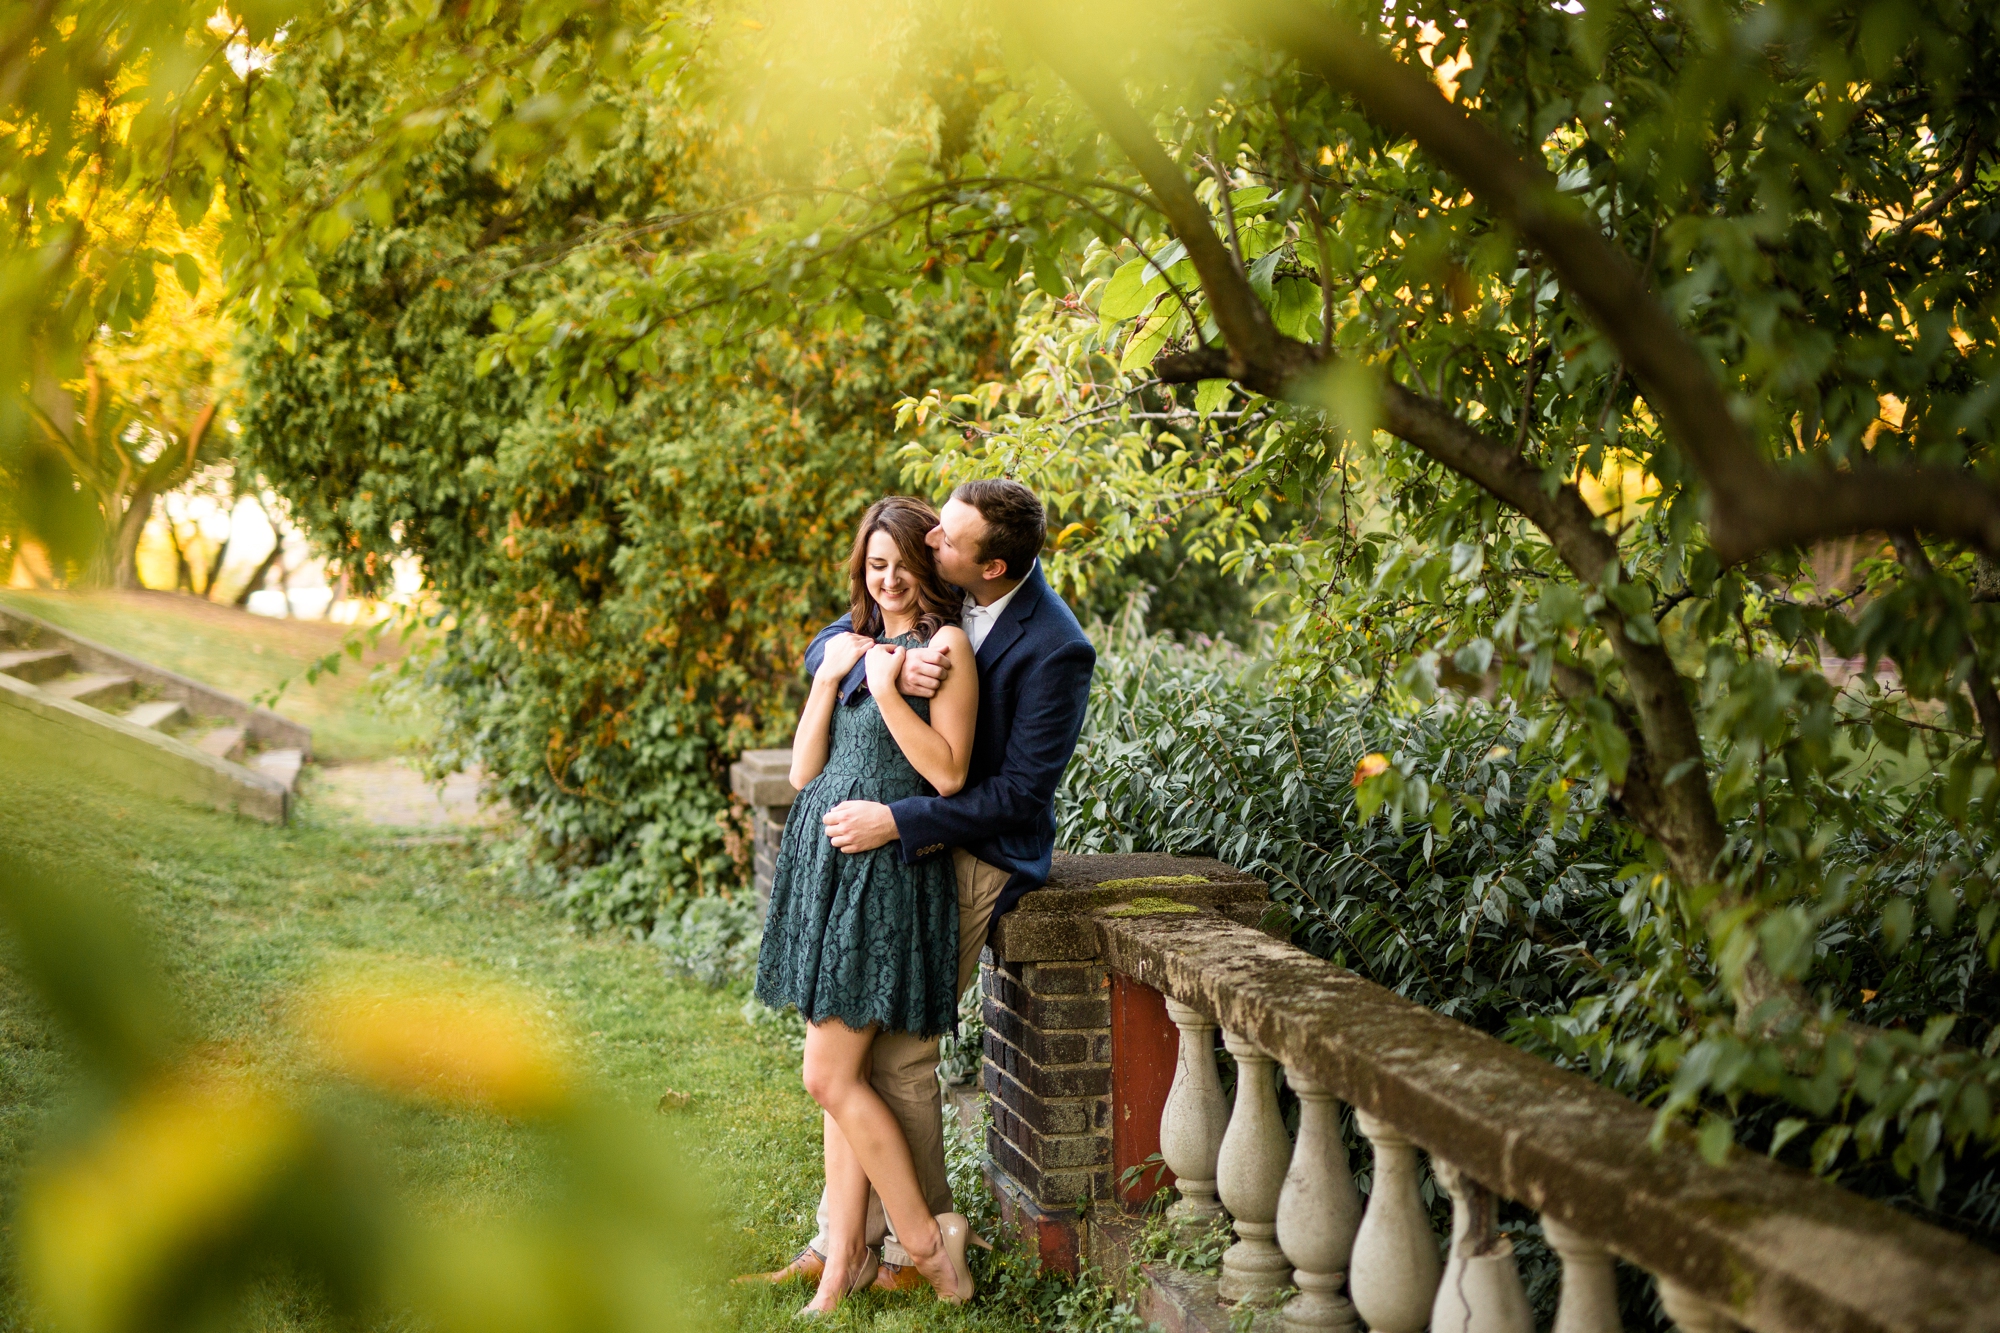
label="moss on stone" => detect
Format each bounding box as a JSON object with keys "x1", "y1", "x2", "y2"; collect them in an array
[
  {"x1": 1103, "y1": 896, "x2": 1203, "y2": 918},
  {"x1": 1095, "y1": 874, "x2": 1211, "y2": 892}
]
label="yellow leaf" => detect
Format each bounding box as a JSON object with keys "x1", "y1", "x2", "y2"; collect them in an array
[
  {"x1": 303, "y1": 979, "x2": 574, "y2": 1115},
  {"x1": 21, "y1": 1073, "x2": 300, "y2": 1333}
]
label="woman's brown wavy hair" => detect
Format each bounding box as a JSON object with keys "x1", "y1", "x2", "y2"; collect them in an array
[{"x1": 848, "y1": 496, "x2": 959, "y2": 643}]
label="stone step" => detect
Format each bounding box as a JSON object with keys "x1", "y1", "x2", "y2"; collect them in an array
[
  {"x1": 123, "y1": 699, "x2": 188, "y2": 731},
  {"x1": 0, "y1": 647, "x2": 74, "y2": 683},
  {"x1": 45, "y1": 673, "x2": 135, "y2": 708},
  {"x1": 250, "y1": 747, "x2": 304, "y2": 790},
  {"x1": 194, "y1": 724, "x2": 247, "y2": 762}
]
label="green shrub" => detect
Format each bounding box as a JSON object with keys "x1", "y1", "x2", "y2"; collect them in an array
[{"x1": 1058, "y1": 628, "x2": 1632, "y2": 1036}]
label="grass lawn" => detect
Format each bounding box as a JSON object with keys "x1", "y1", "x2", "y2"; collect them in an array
[
  {"x1": 0, "y1": 760, "x2": 1059, "y2": 1332},
  {"x1": 0, "y1": 589, "x2": 426, "y2": 764}
]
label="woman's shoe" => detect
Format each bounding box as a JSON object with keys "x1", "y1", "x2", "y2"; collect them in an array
[
  {"x1": 929, "y1": 1213, "x2": 977, "y2": 1306},
  {"x1": 795, "y1": 1249, "x2": 879, "y2": 1320}
]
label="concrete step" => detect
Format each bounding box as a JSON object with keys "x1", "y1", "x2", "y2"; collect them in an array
[
  {"x1": 123, "y1": 700, "x2": 188, "y2": 731},
  {"x1": 250, "y1": 747, "x2": 305, "y2": 790},
  {"x1": 46, "y1": 673, "x2": 135, "y2": 708},
  {"x1": 0, "y1": 648, "x2": 74, "y2": 683},
  {"x1": 194, "y1": 724, "x2": 247, "y2": 762}
]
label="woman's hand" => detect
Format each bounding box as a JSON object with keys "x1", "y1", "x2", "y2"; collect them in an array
[
  {"x1": 813, "y1": 633, "x2": 876, "y2": 686},
  {"x1": 863, "y1": 642, "x2": 903, "y2": 697}
]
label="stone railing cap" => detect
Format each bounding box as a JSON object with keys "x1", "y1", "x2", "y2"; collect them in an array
[
  {"x1": 730, "y1": 748, "x2": 796, "y2": 808},
  {"x1": 994, "y1": 853, "x2": 1274, "y2": 962}
]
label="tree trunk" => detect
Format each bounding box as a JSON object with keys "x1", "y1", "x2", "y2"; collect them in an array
[
  {"x1": 233, "y1": 539, "x2": 285, "y2": 608},
  {"x1": 202, "y1": 531, "x2": 233, "y2": 599},
  {"x1": 105, "y1": 489, "x2": 156, "y2": 590}
]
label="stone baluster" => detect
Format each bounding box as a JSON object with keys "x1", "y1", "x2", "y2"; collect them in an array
[
  {"x1": 1429, "y1": 1161, "x2": 1532, "y2": 1333},
  {"x1": 1274, "y1": 1066, "x2": 1361, "y2": 1332},
  {"x1": 1216, "y1": 1028, "x2": 1294, "y2": 1303},
  {"x1": 1542, "y1": 1217, "x2": 1622, "y2": 1333},
  {"x1": 1160, "y1": 998, "x2": 1228, "y2": 1232},
  {"x1": 1348, "y1": 1111, "x2": 1443, "y2": 1333},
  {"x1": 1658, "y1": 1278, "x2": 1737, "y2": 1333}
]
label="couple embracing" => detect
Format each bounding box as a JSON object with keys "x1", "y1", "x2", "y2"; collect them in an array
[{"x1": 745, "y1": 479, "x2": 1096, "y2": 1316}]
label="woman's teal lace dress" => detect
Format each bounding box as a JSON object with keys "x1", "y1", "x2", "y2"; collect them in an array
[{"x1": 755, "y1": 632, "x2": 960, "y2": 1038}]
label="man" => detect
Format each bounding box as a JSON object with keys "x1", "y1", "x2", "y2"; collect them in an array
[{"x1": 736, "y1": 478, "x2": 1096, "y2": 1290}]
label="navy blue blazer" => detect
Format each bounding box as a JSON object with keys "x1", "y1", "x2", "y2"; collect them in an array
[{"x1": 802, "y1": 565, "x2": 1096, "y2": 935}]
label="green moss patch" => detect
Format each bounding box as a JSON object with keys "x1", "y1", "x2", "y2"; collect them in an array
[
  {"x1": 1096, "y1": 874, "x2": 1210, "y2": 892},
  {"x1": 1103, "y1": 896, "x2": 1203, "y2": 918}
]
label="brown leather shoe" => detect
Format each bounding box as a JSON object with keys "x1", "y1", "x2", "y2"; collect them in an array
[
  {"x1": 870, "y1": 1260, "x2": 930, "y2": 1293},
  {"x1": 733, "y1": 1246, "x2": 825, "y2": 1286}
]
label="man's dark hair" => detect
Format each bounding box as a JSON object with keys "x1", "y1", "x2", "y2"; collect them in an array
[{"x1": 953, "y1": 478, "x2": 1045, "y2": 580}]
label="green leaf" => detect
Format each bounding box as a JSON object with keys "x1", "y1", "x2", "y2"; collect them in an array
[
  {"x1": 1881, "y1": 898, "x2": 1914, "y2": 955},
  {"x1": 1757, "y1": 907, "x2": 1813, "y2": 979},
  {"x1": 171, "y1": 254, "x2": 202, "y2": 298},
  {"x1": 1810, "y1": 1124, "x2": 1852, "y2": 1175},
  {"x1": 1768, "y1": 1117, "x2": 1810, "y2": 1157},
  {"x1": 1698, "y1": 1114, "x2": 1734, "y2": 1165},
  {"x1": 1031, "y1": 250, "x2": 1066, "y2": 298},
  {"x1": 1194, "y1": 380, "x2": 1231, "y2": 416},
  {"x1": 1119, "y1": 312, "x2": 1174, "y2": 372},
  {"x1": 1928, "y1": 874, "x2": 1959, "y2": 932},
  {"x1": 1098, "y1": 257, "x2": 1155, "y2": 321}
]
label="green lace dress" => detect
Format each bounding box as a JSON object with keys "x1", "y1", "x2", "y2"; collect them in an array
[{"x1": 754, "y1": 632, "x2": 960, "y2": 1039}]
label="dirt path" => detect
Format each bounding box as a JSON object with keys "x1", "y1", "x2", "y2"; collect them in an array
[{"x1": 309, "y1": 759, "x2": 500, "y2": 830}]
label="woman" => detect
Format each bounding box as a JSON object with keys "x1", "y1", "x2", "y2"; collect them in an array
[{"x1": 754, "y1": 495, "x2": 980, "y2": 1316}]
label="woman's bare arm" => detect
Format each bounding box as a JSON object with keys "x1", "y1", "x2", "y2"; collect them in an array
[{"x1": 868, "y1": 626, "x2": 978, "y2": 796}]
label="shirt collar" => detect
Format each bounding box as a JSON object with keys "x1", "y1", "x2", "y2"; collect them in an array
[{"x1": 965, "y1": 561, "x2": 1035, "y2": 621}]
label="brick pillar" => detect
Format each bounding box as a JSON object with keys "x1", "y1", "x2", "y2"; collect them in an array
[
  {"x1": 981, "y1": 955, "x2": 1114, "y2": 1273},
  {"x1": 728, "y1": 748, "x2": 795, "y2": 914},
  {"x1": 981, "y1": 852, "x2": 1274, "y2": 1276}
]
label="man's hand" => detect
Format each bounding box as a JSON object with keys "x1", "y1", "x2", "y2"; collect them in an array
[
  {"x1": 898, "y1": 643, "x2": 951, "y2": 699},
  {"x1": 824, "y1": 800, "x2": 898, "y2": 853}
]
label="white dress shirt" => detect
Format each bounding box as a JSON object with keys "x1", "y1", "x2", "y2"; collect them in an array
[{"x1": 961, "y1": 562, "x2": 1033, "y2": 653}]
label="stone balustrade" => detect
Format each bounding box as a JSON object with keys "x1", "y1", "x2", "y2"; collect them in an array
[{"x1": 1068, "y1": 901, "x2": 2000, "y2": 1333}]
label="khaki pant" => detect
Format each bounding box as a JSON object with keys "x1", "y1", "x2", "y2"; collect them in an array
[{"x1": 808, "y1": 850, "x2": 1009, "y2": 1265}]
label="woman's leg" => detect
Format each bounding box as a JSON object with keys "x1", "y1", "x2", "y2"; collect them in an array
[
  {"x1": 802, "y1": 1019, "x2": 965, "y2": 1299},
  {"x1": 806, "y1": 1110, "x2": 873, "y2": 1313}
]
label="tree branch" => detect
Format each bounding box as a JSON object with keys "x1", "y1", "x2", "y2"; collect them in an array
[
  {"x1": 1891, "y1": 532, "x2": 2000, "y2": 764},
  {"x1": 1895, "y1": 136, "x2": 1982, "y2": 237},
  {"x1": 1039, "y1": 54, "x2": 1726, "y2": 888},
  {"x1": 1238, "y1": 2, "x2": 2000, "y2": 564}
]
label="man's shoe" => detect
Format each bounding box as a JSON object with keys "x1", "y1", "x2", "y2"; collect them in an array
[
  {"x1": 870, "y1": 1260, "x2": 930, "y2": 1293},
  {"x1": 734, "y1": 1246, "x2": 825, "y2": 1286}
]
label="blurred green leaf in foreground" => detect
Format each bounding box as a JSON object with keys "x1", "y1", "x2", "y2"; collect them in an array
[{"x1": 0, "y1": 785, "x2": 704, "y2": 1333}]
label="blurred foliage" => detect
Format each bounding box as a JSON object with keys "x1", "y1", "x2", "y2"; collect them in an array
[
  {"x1": 0, "y1": 836, "x2": 701, "y2": 1333},
  {"x1": 4, "y1": 0, "x2": 654, "y2": 583}
]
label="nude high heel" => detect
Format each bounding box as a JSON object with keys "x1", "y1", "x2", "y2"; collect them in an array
[
  {"x1": 930, "y1": 1212, "x2": 977, "y2": 1306},
  {"x1": 794, "y1": 1249, "x2": 878, "y2": 1320}
]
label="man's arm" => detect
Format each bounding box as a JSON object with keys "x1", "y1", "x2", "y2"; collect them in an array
[
  {"x1": 803, "y1": 614, "x2": 864, "y2": 703},
  {"x1": 888, "y1": 639, "x2": 1096, "y2": 859}
]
